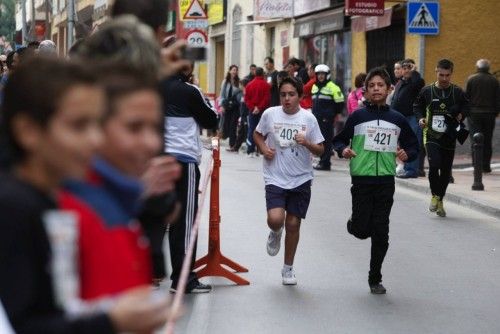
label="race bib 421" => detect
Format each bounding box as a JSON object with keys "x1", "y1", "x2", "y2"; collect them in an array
[{"x1": 364, "y1": 125, "x2": 399, "y2": 152}]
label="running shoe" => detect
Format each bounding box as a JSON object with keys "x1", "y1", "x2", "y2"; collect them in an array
[
  {"x1": 369, "y1": 283, "x2": 387, "y2": 294},
  {"x1": 282, "y1": 268, "x2": 297, "y2": 285},
  {"x1": 170, "y1": 280, "x2": 212, "y2": 294},
  {"x1": 429, "y1": 195, "x2": 439, "y2": 212},
  {"x1": 436, "y1": 200, "x2": 446, "y2": 217},
  {"x1": 266, "y1": 228, "x2": 283, "y2": 256}
]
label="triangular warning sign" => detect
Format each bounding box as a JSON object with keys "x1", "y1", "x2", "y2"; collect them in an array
[
  {"x1": 184, "y1": 0, "x2": 207, "y2": 20},
  {"x1": 409, "y1": 3, "x2": 437, "y2": 28}
]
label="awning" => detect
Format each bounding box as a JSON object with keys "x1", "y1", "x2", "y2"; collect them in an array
[
  {"x1": 293, "y1": 7, "x2": 345, "y2": 37},
  {"x1": 351, "y1": 7, "x2": 393, "y2": 32},
  {"x1": 236, "y1": 18, "x2": 285, "y2": 26}
]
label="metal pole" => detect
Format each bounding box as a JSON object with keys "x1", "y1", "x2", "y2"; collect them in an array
[
  {"x1": 418, "y1": 34, "x2": 425, "y2": 78},
  {"x1": 472, "y1": 132, "x2": 484, "y2": 191},
  {"x1": 45, "y1": 0, "x2": 51, "y2": 39},
  {"x1": 21, "y1": 0, "x2": 27, "y2": 45},
  {"x1": 30, "y1": 0, "x2": 35, "y2": 41},
  {"x1": 67, "y1": 0, "x2": 74, "y2": 51}
]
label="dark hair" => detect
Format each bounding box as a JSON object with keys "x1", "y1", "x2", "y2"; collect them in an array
[
  {"x1": 279, "y1": 77, "x2": 303, "y2": 97},
  {"x1": 277, "y1": 70, "x2": 289, "y2": 80},
  {"x1": 402, "y1": 58, "x2": 415, "y2": 66},
  {"x1": 111, "y1": 0, "x2": 168, "y2": 31},
  {"x1": 68, "y1": 38, "x2": 85, "y2": 58},
  {"x1": 365, "y1": 67, "x2": 391, "y2": 90},
  {"x1": 27, "y1": 41, "x2": 40, "y2": 49},
  {"x1": 1, "y1": 57, "x2": 97, "y2": 165},
  {"x1": 94, "y1": 64, "x2": 159, "y2": 120},
  {"x1": 354, "y1": 72, "x2": 367, "y2": 89},
  {"x1": 264, "y1": 57, "x2": 274, "y2": 64},
  {"x1": 309, "y1": 63, "x2": 318, "y2": 71},
  {"x1": 6, "y1": 50, "x2": 15, "y2": 70},
  {"x1": 250, "y1": 64, "x2": 256, "y2": 68},
  {"x1": 255, "y1": 67, "x2": 264, "y2": 77},
  {"x1": 436, "y1": 58, "x2": 454, "y2": 72},
  {"x1": 287, "y1": 57, "x2": 299, "y2": 66},
  {"x1": 225, "y1": 65, "x2": 240, "y2": 86}
]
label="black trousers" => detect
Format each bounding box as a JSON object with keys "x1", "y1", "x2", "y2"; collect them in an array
[
  {"x1": 314, "y1": 111, "x2": 335, "y2": 167},
  {"x1": 348, "y1": 183, "x2": 395, "y2": 284},
  {"x1": 468, "y1": 113, "x2": 496, "y2": 170},
  {"x1": 222, "y1": 107, "x2": 240, "y2": 148},
  {"x1": 169, "y1": 162, "x2": 200, "y2": 285},
  {"x1": 426, "y1": 143, "x2": 455, "y2": 198}
]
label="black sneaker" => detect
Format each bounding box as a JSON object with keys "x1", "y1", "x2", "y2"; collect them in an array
[
  {"x1": 170, "y1": 280, "x2": 212, "y2": 294},
  {"x1": 188, "y1": 281, "x2": 212, "y2": 293},
  {"x1": 313, "y1": 164, "x2": 331, "y2": 171},
  {"x1": 369, "y1": 283, "x2": 387, "y2": 294}
]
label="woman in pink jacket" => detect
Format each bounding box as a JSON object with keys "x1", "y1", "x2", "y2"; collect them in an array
[{"x1": 347, "y1": 73, "x2": 367, "y2": 115}]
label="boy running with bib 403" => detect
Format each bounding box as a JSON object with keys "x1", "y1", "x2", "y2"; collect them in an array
[
  {"x1": 333, "y1": 67, "x2": 419, "y2": 294},
  {"x1": 254, "y1": 77, "x2": 324, "y2": 285}
]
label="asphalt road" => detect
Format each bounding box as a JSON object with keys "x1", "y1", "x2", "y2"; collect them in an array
[{"x1": 170, "y1": 149, "x2": 500, "y2": 334}]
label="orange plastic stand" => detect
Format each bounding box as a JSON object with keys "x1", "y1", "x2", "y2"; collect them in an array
[{"x1": 194, "y1": 138, "x2": 249, "y2": 285}]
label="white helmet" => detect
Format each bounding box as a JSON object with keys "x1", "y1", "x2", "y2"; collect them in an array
[{"x1": 315, "y1": 64, "x2": 330, "y2": 74}]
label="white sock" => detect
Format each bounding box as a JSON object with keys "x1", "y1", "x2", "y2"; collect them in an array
[{"x1": 283, "y1": 264, "x2": 293, "y2": 272}]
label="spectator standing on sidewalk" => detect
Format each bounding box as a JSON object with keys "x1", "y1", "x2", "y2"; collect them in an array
[
  {"x1": 465, "y1": 59, "x2": 500, "y2": 173},
  {"x1": 245, "y1": 67, "x2": 271, "y2": 157},
  {"x1": 414, "y1": 59, "x2": 469, "y2": 218},
  {"x1": 347, "y1": 72, "x2": 367, "y2": 115},
  {"x1": 264, "y1": 57, "x2": 280, "y2": 107},
  {"x1": 219, "y1": 65, "x2": 241, "y2": 151},
  {"x1": 162, "y1": 62, "x2": 219, "y2": 293},
  {"x1": 300, "y1": 63, "x2": 317, "y2": 112},
  {"x1": 311, "y1": 64, "x2": 345, "y2": 171},
  {"x1": 391, "y1": 59, "x2": 425, "y2": 178},
  {"x1": 244, "y1": 64, "x2": 257, "y2": 82}
]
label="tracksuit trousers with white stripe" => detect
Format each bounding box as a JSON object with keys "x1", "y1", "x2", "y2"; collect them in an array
[{"x1": 169, "y1": 161, "x2": 200, "y2": 286}]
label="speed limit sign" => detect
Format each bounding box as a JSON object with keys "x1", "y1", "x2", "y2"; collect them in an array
[{"x1": 185, "y1": 29, "x2": 208, "y2": 47}]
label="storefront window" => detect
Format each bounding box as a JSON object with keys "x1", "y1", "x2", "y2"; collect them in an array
[{"x1": 301, "y1": 31, "x2": 352, "y2": 93}]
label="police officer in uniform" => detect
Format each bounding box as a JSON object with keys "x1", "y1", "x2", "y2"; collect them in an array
[{"x1": 311, "y1": 64, "x2": 345, "y2": 171}]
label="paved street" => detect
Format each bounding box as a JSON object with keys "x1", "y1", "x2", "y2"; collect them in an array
[{"x1": 171, "y1": 149, "x2": 500, "y2": 334}]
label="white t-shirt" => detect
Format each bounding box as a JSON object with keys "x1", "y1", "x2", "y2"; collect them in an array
[{"x1": 255, "y1": 106, "x2": 324, "y2": 189}]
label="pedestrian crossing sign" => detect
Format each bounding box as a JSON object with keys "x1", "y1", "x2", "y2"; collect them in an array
[{"x1": 407, "y1": 1, "x2": 440, "y2": 35}]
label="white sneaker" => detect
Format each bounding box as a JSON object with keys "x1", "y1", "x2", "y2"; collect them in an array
[
  {"x1": 246, "y1": 152, "x2": 255, "y2": 158},
  {"x1": 282, "y1": 268, "x2": 297, "y2": 285},
  {"x1": 266, "y1": 228, "x2": 283, "y2": 256}
]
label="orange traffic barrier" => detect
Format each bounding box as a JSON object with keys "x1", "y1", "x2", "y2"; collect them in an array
[{"x1": 194, "y1": 137, "x2": 249, "y2": 285}]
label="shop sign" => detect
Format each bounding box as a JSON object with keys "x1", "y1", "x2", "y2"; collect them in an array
[
  {"x1": 294, "y1": 21, "x2": 315, "y2": 37},
  {"x1": 208, "y1": 0, "x2": 224, "y2": 25},
  {"x1": 315, "y1": 11, "x2": 345, "y2": 34},
  {"x1": 351, "y1": 7, "x2": 392, "y2": 32},
  {"x1": 345, "y1": 0, "x2": 385, "y2": 16},
  {"x1": 293, "y1": 0, "x2": 330, "y2": 17},
  {"x1": 254, "y1": 0, "x2": 293, "y2": 20}
]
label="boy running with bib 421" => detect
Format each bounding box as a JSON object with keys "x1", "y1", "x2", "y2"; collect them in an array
[
  {"x1": 333, "y1": 67, "x2": 419, "y2": 294},
  {"x1": 254, "y1": 77, "x2": 324, "y2": 285}
]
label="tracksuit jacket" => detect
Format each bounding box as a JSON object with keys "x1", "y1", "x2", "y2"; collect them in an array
[{"x1": 333, "y1": 103, "x2": 419, "y2": 184}]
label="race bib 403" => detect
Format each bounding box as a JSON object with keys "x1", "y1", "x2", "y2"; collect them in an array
[
  {"x1": 273, "y1": 123, "x2": 306, "y2": 148},
  {"x1": 364, "y1": 125, "x2": 399, "y2": 153}
]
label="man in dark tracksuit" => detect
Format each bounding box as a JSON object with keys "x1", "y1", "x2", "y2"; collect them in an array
[
  {"x1": 312, "y1": 64, "x2": 345, "y2": 171},
  {"x1": 333, "y1": 67, "x2": 418, "y2": 294},
  {"x1": 161, "y1": 68, "x2": 218, "y2": 293},
  {"x1": 414, "y1": 59, "x2": 468, "y2": 218}
]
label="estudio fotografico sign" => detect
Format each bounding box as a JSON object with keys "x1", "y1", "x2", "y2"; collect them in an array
[{"x1": 346, "y1": 0, "x2": 385, "y2": 16}]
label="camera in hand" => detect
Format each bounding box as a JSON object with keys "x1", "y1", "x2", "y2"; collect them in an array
[{"x1": 181, "y1": 46, "x2": 207, "y2": 62}]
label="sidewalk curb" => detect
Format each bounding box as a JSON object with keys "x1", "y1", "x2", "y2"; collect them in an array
[{"x1": 395, "y1": 178, "x2": 500, "y2": 220}]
